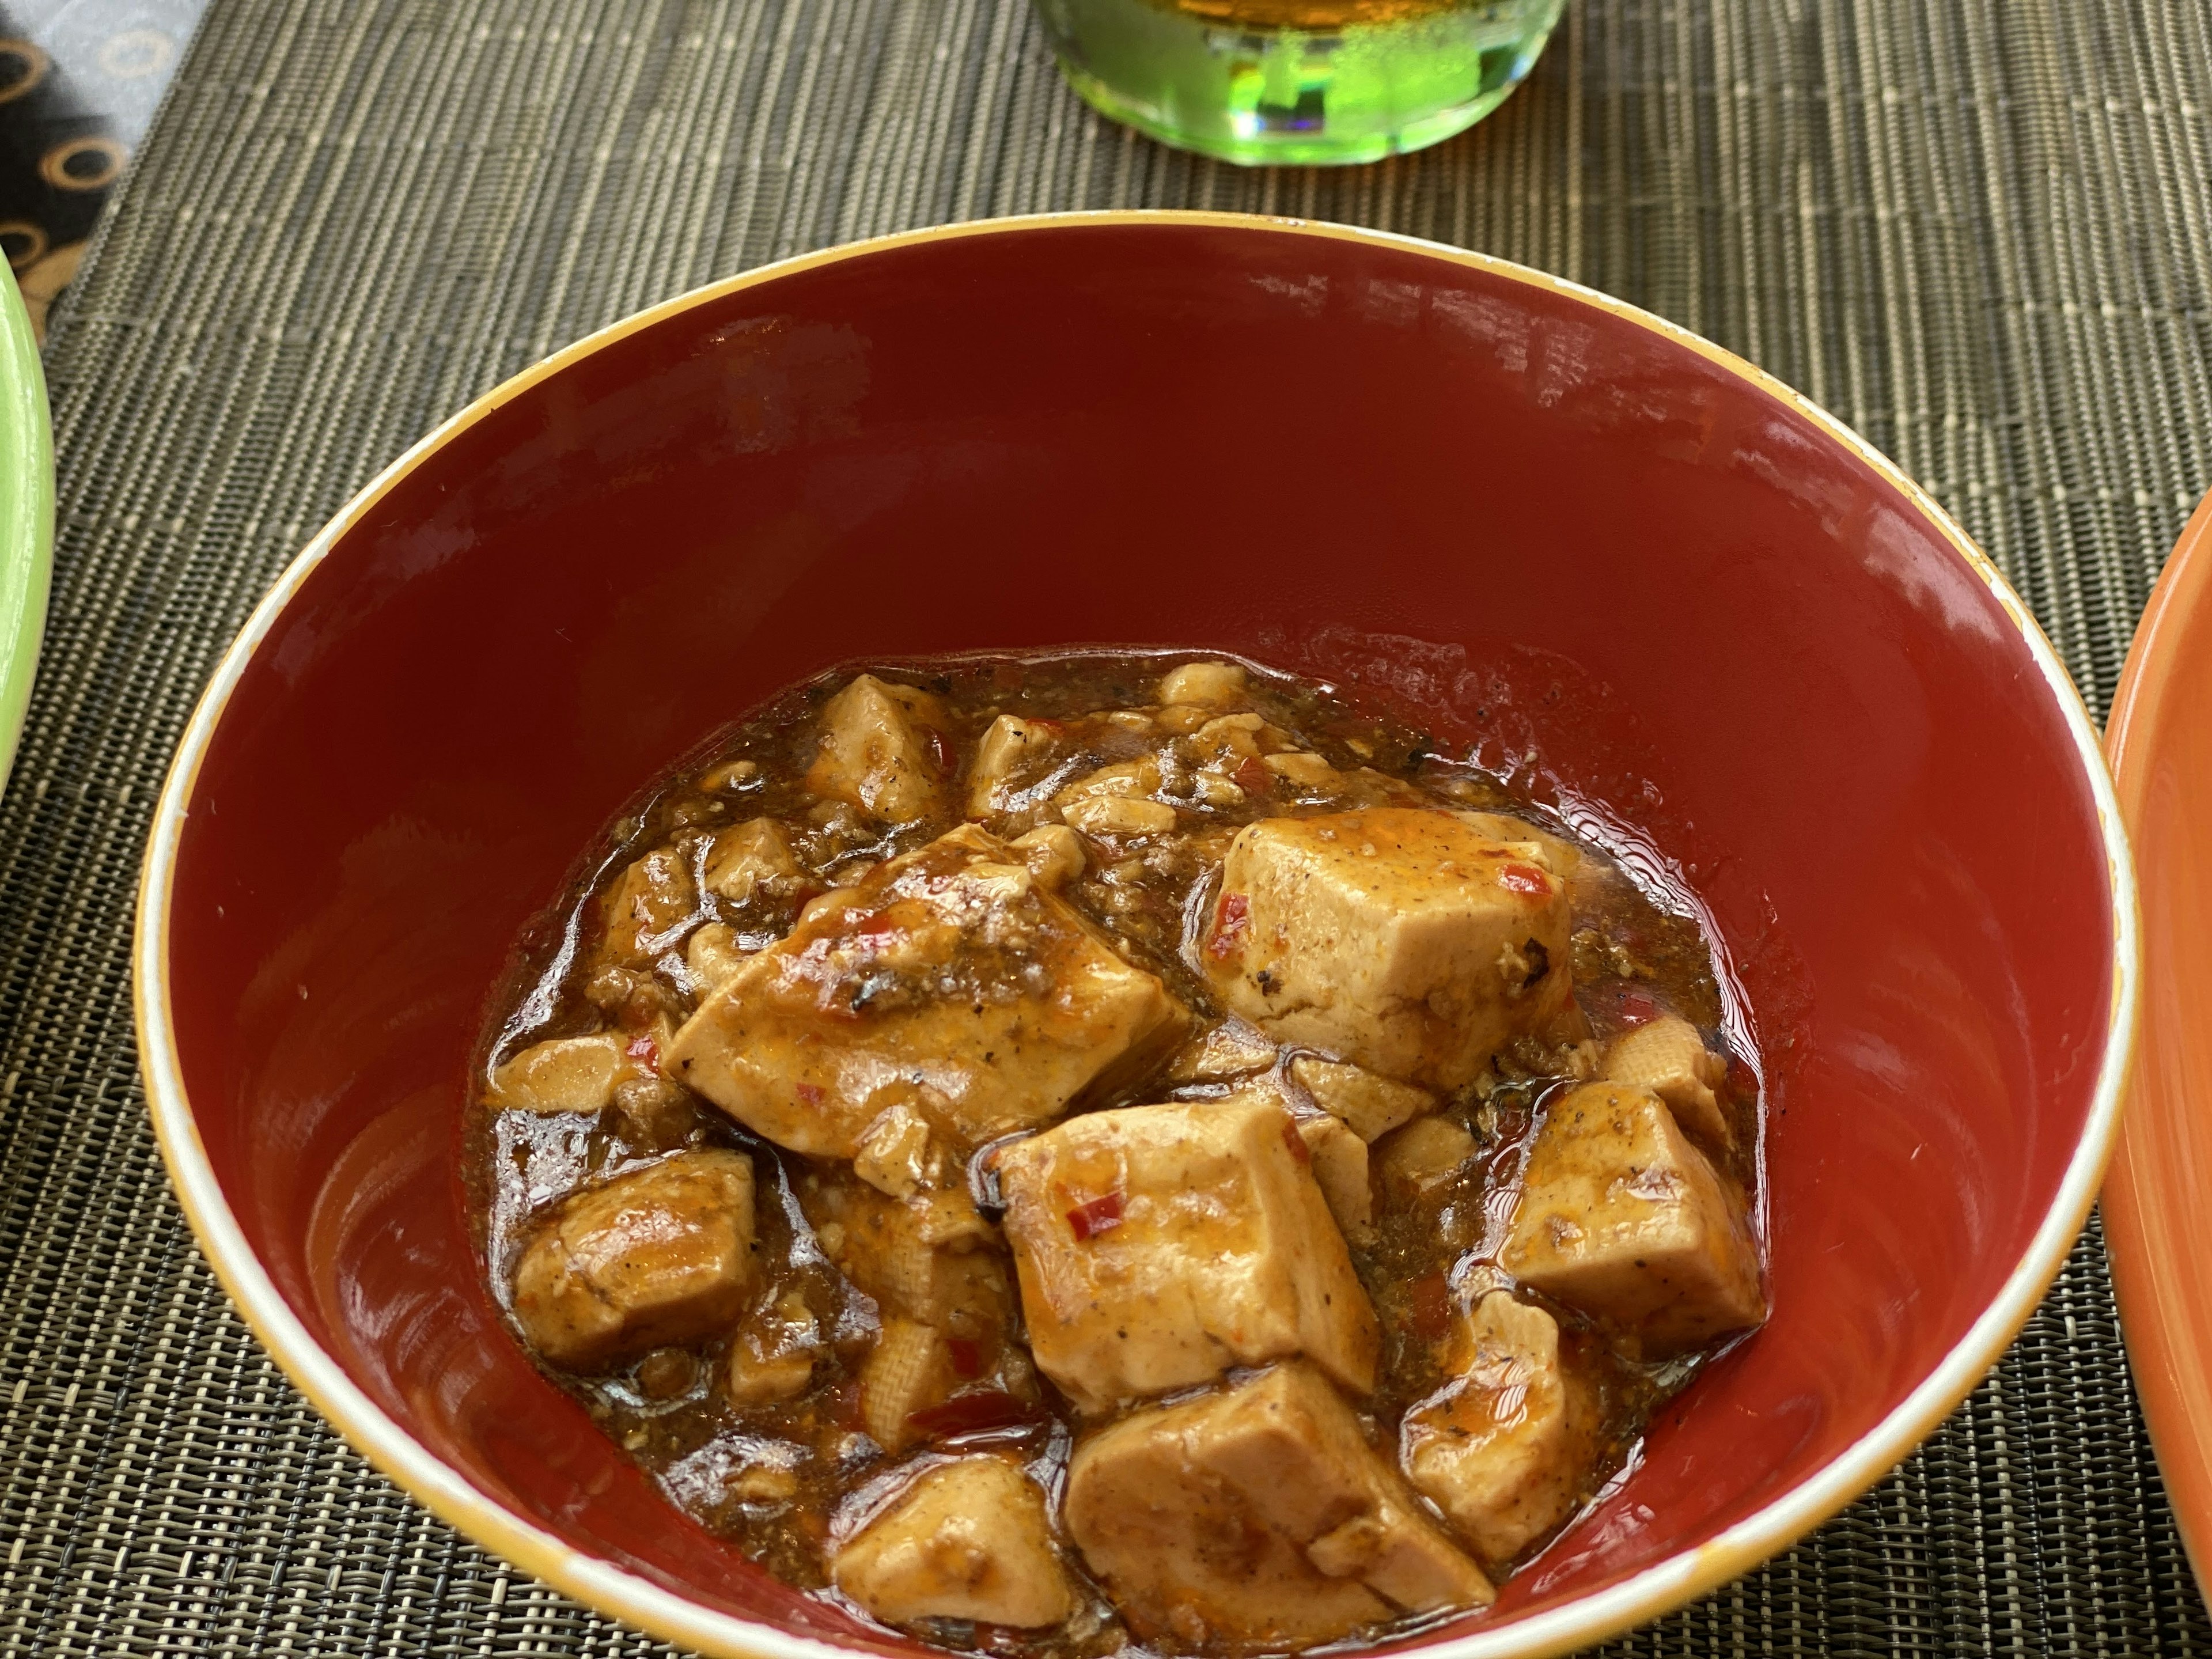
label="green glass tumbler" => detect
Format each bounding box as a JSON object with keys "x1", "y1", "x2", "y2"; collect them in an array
[{"x1": 1030, "y1": 0, "x2": 1566, "y2": 166}]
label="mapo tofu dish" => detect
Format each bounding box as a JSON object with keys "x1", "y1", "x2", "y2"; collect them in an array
[{"x1": 468, "y1": 652, "x2": 1766, "y2": 1655}]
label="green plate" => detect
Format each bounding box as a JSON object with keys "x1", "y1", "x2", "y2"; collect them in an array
[{"x1": 0, "y1": 263, "x2": 52, "y2": 790}]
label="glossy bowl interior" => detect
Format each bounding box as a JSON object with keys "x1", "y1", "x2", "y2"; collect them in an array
[{"x1": 137, "y1": 214, "x2": 2134, "y2": 1659}]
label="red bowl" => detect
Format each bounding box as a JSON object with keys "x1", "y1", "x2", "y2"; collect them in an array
[{"x1": 134, "y1": 213, "x2": 2137, "y2": 1657}]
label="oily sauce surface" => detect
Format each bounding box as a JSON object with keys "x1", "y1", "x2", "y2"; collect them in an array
[{"x1": 464, "y1": 650, "x2": 1763, "y2": 1656}]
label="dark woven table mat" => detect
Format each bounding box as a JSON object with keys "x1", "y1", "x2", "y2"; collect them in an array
[{"x1": 2, "y1": 0, "x2": 2209, "y2": 1652}]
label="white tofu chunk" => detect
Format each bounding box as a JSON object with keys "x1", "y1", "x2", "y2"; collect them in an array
[
  {"x1": 1400, "y1": 1291, "x2": 1599, "y2": 1562},
  {"x1": 1501, "y1": 1082, "x2": 1764, "y2": 1354},
  {"x1": 805, "y1": 674, "x2": 950, "y2": 824},
  {"x1": 487, "y1": 1033, "x2": 626, "y2": 1114},
  {"x1": 1065, "y1": 1362, "x2": 1493, "y2": 1649},
  {"x1": 1290, "y1": 1056, "x2": 1433, "y2": 1142},
  {"x1": 684, "y1": 922, "x2": 748, "y2": 991},
  {"x1": 1203, "y1": 809, "x2": 1574, "y2": 1090},
  {"x1": 834, "y1": 1455, "x2": 1076, "y2": 1630},
  {"x1": 704, "y1": 817, "x2": 801, "y2": 904},
  {"x1": 726, "y1": 1289, "x2": 823, "y2": 1407},
  {"x1": 602, "y1": 846, "x2": 697, "y2": 963},
  {"x1": 1297, "y1": 1114, "x2": 1373, "y2": 1242},
  {"x1": 1009, "y1": 824, "x2": 1085, "y2": 888},
  {"x1": 509, "y1": 1150, "x2": 755, "y2": 1371},
  {"x1": 1165, "y1": 1020, "x2": 1279, "y2": 1083},
  {"x1": 967, "y1": 715, "x2": 1058, "y2": 820},
  {"x1": 1602, "y1": 1014, "x2": 1732, "y2": 1148},
  {"x1": 1157, "y1": 661, "x2": 1248, "y2": 708},
  {"x1": 993, "y1": 1096, "x2": 1377, "y2": 1414},
  {"x1": 1374, "y1": 1116, "x2": 1478, "y2": 1194},
  {"x1": 1055, "y1": 759, "x2": 1179, "y2": 838},
  {"x1": 665, "y1": 824, "x2": 1185, "y2": 1158}
]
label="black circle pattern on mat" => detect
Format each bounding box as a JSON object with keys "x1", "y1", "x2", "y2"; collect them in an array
[{"x1": 0, "y1": 2, "x2": 206, "y2": 331}]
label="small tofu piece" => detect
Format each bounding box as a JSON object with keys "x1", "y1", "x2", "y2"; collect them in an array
[
  {"x1": 968, "y1": 715, "x2": 1059, "y2": 821},
  {"x1": 726, "y1": 1289, "x2": 824, "y2": 1407},
  {"x1": 1166, "y1": 1020, "x2": 1279, "y2": 1083},
  {"x1": 1055, "y1": 759, "x2": 1178, "y2": 839},
  {"x1": 1290, "y1": 1056, "x2": 1433, "y2": 1142},
  {"x1": 806, "y1": 674, "x2": 950, "y2": 824},
  {"x1": 510, "y1": 1150, "x2": 755, "y2": 1372},
  {"x1": 685, "y1": 922, "x2": 748, "y2": 991},
  {"x1": 853, "y1": 1103, "x2": 935, "y2": 1200},
  {"x1": 1297, "y1": 1114, "x2": 1373, "y2": 1242},
  {"x1": 1009, "y1": 823, "x2": 1085, "y2": 888},
  {"x1": 1375, "y1": 1116, "x2": 1478, "y2": 1193},
  {"x1": 488, "y1": 1033, "x2": 625, "y2": 1114},
  {"x1": 994, "y1": 1097, "x2": 1377, "y2": 1413},
  {"x1": 1065, "y1": 1362, "x2": 1492, "y2": 1649},
  {"x1": 1157, "y1": 661, "x2": 1248, "y2": 707},
  {"x1": 1205, "y1": 809, "x2": 1574, "y2": 1090},
  {"x1": 603, "y1": 847, "x2": 697, "y2": 963},
  {"x1": 1063, "y1": 795, "x2": 1179, "y2": 838},
  {"x1": 1400, "y1": 1292, "x2": 1599, "y2": 1563},
  {"x1": 704, "y1": 817, "x2": 801, "y2": 904},
  {"x1": 1603, "y1": 1014, "x2": 1732, "y2": 1149},
  {"x1": 835, "y1": 1455, "x2": 1076, "y2": 1629},
  {"x1": 1501, "y1": 1082, "x2": 1764, "y2": 1354},
  {"x1": 665, "y1": 824, "x2": 1185, "y2": 1158},
  {"x1": 1263, "y1": 751, "x2": 1339, "y2": 787}
]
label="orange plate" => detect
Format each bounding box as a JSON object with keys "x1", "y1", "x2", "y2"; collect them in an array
[{"x1": 2105, "y1": 485, "x2": 2212, "y2": 1592}]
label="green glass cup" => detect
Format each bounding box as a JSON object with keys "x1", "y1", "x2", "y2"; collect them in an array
[{"x1": 1031, "y1": 0, "x2": 1566, "y2": 166}]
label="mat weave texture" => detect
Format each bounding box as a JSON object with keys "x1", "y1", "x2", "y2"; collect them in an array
[{"x1": 2, "y1": 0, "x2": 2210, "y2": 1652}]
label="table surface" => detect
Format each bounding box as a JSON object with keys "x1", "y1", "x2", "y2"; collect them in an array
[{"x1": 2, "y1": 1, "x2": 2209, "y2": 1653}]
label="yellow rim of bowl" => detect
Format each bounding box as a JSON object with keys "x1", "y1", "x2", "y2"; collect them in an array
[{"x1": 132, "y1": 210, "x2": 2142, "y2": 1659}]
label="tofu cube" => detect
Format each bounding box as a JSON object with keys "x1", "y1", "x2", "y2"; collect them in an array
[
  {"x1": 967, "y1": 715, "x2": 1059, "y2": 821},
  {"x1": 665, "y1": 824, "x2": 1184, "y2": 1158},
  {"x1": 1602, "y1": 1013, "x2": 1732, "y2": 1149},
  {"x1": 1157, "y1": 661, "x2": 1248, "y2": 708},
  {"x1": 1065, "y1": 1362, "x2": 1493, "y2": 1649},
  {"x1": 704, "y1": 817, "x2": 801, "y2": 905},
  {"x1": 805, "y1": 673, "x2": 950, "y2": 824},
  {"x1": 1204, "y1": 809, "x2": 1574, "y2": 1090},
  {"x1": 1501, "y1": 1082, "x2": 1764, "y2": 1354},
  {"x1": 1290, "y1": 1056, "x2": 1433, "y2": 1142},
  {"x1": 1400, "y1": 1291, "x2": 1599, "y2": 1562},
  {"x1": 834, "y1": 1455, "x2": 1077, "y2": 1630},
  {"x1": 1296, "y1": 1113, "x2": 1374, "y2": 1243},
  {"x1": 993, "y1": 1096, "x2": 1377, "y2": 1414},
  {"x1": 509, "y1": 1149, "x2": 755, "y2": 1371},
  {"x1": 487, "y1": 1033, "x2": 626, "y2": 1114}
]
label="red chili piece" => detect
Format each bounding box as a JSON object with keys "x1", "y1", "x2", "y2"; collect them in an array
[
  {"x1": 1208, "y1": 892, "x2": 1250, "y2": 961},
  {"x1": 925, "y1": 726, "x2": 956, "y2": 776},
  {"x1": 907, "y1": 1390, "x2": 1045, "y2": 1440},
  {"x1": 1497, "y1": 862, "x2": 1552, "y2": 897},
  {"x1": 946, "y1": 1337, "x2": 983, "y2": 1379},
  {"x1": 623, "y1": 1035, "x2": 660, "y2": 1070},
  {"x1": 1617, "y1": 988, "x2": 1658, "y2": 1026},
  {"x1": 1233, "y1": 756, "x2": 1272, "y2": 797},
  {"x1": 796, "y1": 1081, "x2": 825, "y2": 1107},
  {"x1": 1066, "y1": 1192, "x2": 1124, "y2": 1241},
  {"x1": 1281, "y1": 1116, "x2": 1312, "y2": 1165}
]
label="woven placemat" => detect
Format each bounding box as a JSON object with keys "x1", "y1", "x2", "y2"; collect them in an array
[{"x1": 2, "y1": 1, "x2": 2209, "y2": 1652}]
